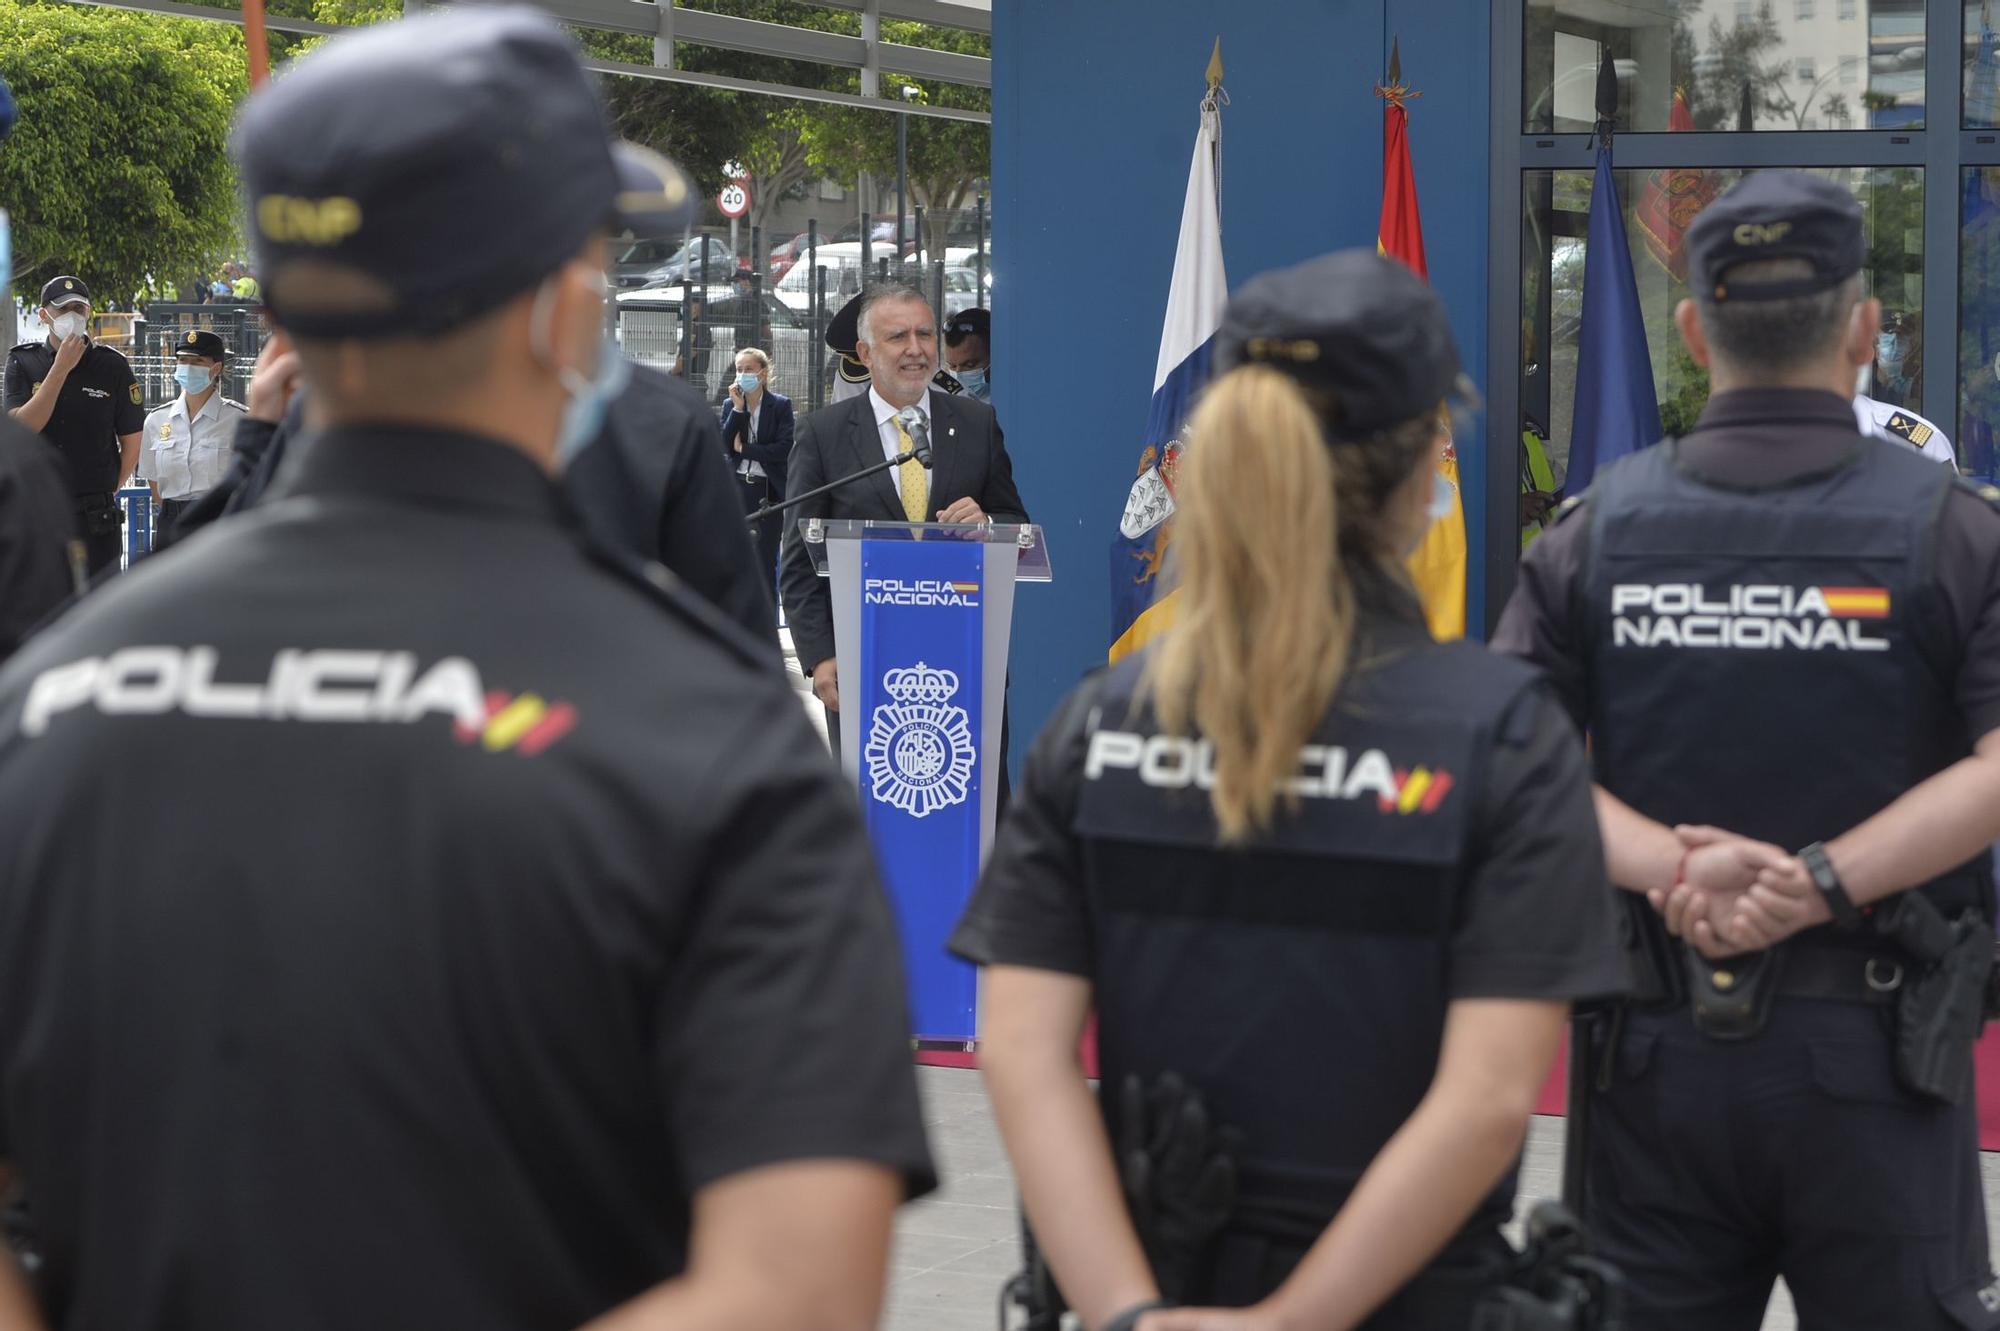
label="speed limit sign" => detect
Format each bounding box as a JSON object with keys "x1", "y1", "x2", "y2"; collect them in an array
[{"x1": 717, "y1": 180, "x2": 750, "y2": 218}]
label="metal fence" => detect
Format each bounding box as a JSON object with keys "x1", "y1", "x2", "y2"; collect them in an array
[
  {"x1": 130, "y1": 303, "x2": 270, "y2": 409},
  {"x1": 614, "y1": 197, "x2": 992, "y2": 416}
]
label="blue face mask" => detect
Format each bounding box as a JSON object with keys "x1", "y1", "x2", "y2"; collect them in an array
[
  {"x1": 174, "y1": 364, "x2": 214, "y2": 395},
  {"x1": 736, "y1": 371, "x2": 762, "y2": 394},
  {"x1": 555, "y1": 338, "x2": 630, "y2": 466},
  {"x1": 955, "y1": 366, "x2": 990, "y2": 400},
  {"x1": 531, "y1": 273, "x2": 631, "y2": 467}
]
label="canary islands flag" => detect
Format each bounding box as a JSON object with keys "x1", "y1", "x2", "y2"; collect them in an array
[{"x1": 1109, "y1": 94, "x2": 1227, "y2": 662}]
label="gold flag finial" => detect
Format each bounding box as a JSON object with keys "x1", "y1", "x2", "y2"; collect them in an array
[
  {"x1": 1206, "y1": 37, "x2": 1224, "y2": 92},
  {"x1": 1376, "y1": 35, "x2": 1419, "y2": 109}
]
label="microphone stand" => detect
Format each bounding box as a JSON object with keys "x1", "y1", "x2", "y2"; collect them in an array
[{"x1": 745, "y1": 444, "x2": 931, "y2": 528}]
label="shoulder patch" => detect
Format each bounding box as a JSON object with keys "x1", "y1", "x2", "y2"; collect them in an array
[
  {"x1": 128, "y1": 383, "x2": 142, "y2": 405},
  {"x1": 1883, "y1": 412, "x2": 1934, "y2": 447}
]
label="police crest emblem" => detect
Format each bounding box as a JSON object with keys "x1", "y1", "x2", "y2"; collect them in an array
[{"x1": 865, "y1": 662, "x2": 977, "y2": 818}]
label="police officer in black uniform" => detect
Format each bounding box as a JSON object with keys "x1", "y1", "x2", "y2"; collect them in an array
[
  {"x1": 0, "y1": 12, "x2": 931, "y2": 1329},
  {"x1": 1494, "y1": 171, "x2": 2000, "y2": 1330},
  {"x1": 952, "y1": 251, "x2": 1627, "y2": 1331},
  {"x1": 4, "y1": 277, "x2": 145, "y2": 576}
]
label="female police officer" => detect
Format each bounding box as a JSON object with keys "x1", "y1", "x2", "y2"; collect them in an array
[{"x1": 949, "y1": 250, "x2": 1628, "y2": 1331}]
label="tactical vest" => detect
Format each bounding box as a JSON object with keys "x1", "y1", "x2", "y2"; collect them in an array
[
  {"x1": 1074, "y1": 635, "x2": 1539, "y2": 1243},
  {"x1": 1583, "y1": 436, "x2": 1990, "y2": 927}
]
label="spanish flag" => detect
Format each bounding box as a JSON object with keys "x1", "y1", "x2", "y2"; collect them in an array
[{"x1": 1378, "y1": 42, "x2": 1465, "y2": 642}]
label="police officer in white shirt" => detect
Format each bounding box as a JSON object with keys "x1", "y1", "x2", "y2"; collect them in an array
[
  {"x1": 1856, "y1": 369, "x2": 1956, "y2": 468},
  {"x1": 138, "y1": 329, "x2": 246, "y2": 533}
]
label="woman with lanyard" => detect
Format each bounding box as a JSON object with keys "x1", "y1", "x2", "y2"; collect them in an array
[{"x1": 949, "y1": 251, "x2": 1628, "y2": 1331}]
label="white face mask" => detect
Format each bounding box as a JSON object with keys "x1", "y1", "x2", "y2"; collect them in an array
[{"x1": 50, "y1": 312, "x2": 86, "y2": 342}]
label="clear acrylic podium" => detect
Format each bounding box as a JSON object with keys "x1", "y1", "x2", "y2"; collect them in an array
[{"x1": 803, "y1": 518, "x2": 1052, "y2": 1041}]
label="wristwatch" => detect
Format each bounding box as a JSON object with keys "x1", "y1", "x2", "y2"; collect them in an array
[{"x1": 1799, "y1": 841, "x2": 1863, "y2": 930}]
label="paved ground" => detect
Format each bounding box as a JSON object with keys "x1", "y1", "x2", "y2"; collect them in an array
[{"x1": 892, "y1": 1066, "x2": 2000, "y2": 1331}]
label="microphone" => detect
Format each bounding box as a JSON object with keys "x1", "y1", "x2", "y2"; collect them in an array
[{"x1": 898, "y1": 406, "x2": 934, "y2": 468}]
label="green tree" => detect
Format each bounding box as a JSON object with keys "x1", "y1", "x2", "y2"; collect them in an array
[
  {"x1": 1682, "y1": 2, "x2": 1850, "y2": 131},
  {"x1": 0, "y1": 1, "x2": 248, "y2": 303}
]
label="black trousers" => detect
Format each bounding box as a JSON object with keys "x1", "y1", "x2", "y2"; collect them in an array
[
  {"x1": 1584, "y1": 1000, "x2": 2000, "y2": 1331},
  {"x1": 734, "y1": 467, "x2": 782, "y2": 605},
  {"x1": 73, "y1": 498, "x2": 120, "y2": 576}
]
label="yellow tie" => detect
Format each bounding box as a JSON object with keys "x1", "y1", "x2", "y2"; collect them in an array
[{"x1": 895, "y1": 417, "x2": 927, "y2": 522}]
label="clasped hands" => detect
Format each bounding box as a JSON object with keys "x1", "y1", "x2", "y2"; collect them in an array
[{"x1": 1648, "y1": 825, "x2": 1835, "y2": 958}]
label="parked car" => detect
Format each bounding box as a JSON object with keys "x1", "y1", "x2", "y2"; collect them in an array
[
  {"x1": 615, "y1": 235, "x2": 743, "y2": 290},
  {"x1": 772, "y1": 242, "x2": 872, "y2": 313},
  {"x1": 614, "y1": 282, "x2": 823, "y2": 401}
]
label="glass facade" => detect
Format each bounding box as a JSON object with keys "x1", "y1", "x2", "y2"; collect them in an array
[
  {"x1": 1525, "y1": 0, "x2": 1926, "y2": 133},
  {"x1": 1499, "y1": 1, "x2": 2000, "y2": 611},
  {"x1": 1522, "y1": 166, "x2": 1925, "y2": 483}
]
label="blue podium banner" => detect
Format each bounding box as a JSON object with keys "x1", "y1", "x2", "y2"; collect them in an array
[{"x1": 857, "y1": 537, "x2": 985, "y2": 1040}]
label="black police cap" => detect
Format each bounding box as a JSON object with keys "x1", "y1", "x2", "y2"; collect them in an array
[
  {"x1": 944, "y1": 307, "x2": 989, "y2": 344},
  {"x1": 173, "y1": 329, "x2": 227, "y2": 361},
  {"x1": 235, "y1": 7, "x2": 697, "y2": 341},
  {"x1": 40, "y1": 276, "x2": 89, "y2": 309},
  {"x1": 825, "y1": 292, "x2": 864, "y2": 356},
  {"x1": 1214, "y1": 249, "x2": 1463, "y2": 437},
  {"x1": 1686, "y1": 171, "x2": 1864, "y2": 304}
]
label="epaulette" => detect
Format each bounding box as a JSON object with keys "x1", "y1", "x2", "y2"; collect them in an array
[
  {"x1": 1551, "y1": 493, "x2": 1588, "y2": 525},
  {"x1": 932, "y1": 368, "x2": 964, "y2": 395},
  {"x1": 220, "y1": 396, "x2": 247, "y2": 411},
  {"x1": 10, "y1": 341, "x2": 39, "y2": 353},
  {"x1": 1882, "y1": 411, "x2": 1936, "y2": 447}
]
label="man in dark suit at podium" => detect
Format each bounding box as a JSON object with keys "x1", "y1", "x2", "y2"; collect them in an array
[{"x1": 780, "y1": 283, "x2": 1028, "y2": 746}]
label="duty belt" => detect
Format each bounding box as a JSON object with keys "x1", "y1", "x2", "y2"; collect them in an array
[{"x1": 1769, "y1": 944, "x2": 1904, "y2": 1006}]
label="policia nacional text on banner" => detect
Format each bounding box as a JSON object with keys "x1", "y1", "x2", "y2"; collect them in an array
[{"x1": 858, "y1": 539, "x2": 986, "y2": 1040}]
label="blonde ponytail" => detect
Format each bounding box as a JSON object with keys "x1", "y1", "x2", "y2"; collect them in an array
[{"x1": 1141, "y1": 365, "x2": 1352, "y2": 842}]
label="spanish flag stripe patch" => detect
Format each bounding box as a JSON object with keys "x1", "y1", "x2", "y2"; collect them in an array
[
  {"x1": 483, "y1": 693, "x2": 548, "y2": 752},
  {"x1": 1820, "y1": 587, "x2": 1891, "y2": 619}
]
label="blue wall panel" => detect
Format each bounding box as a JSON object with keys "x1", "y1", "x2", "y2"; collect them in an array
[{"x1": 993, "y1": 0, "x2": 1492, "y2": 768}]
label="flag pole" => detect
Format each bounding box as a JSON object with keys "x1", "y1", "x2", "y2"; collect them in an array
[
  {"x1": 244, "y1": 0, "x2": 271, "y2": 87},
  {"x1": 1203, "y1": 38, "x2": 1225, "y2": 216}
]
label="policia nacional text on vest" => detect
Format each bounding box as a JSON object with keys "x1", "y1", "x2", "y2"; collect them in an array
[{"x1": 1582, "y1": 437, "x2": 1995, "y2": 1075}]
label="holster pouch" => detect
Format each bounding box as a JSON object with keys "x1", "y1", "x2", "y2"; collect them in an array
[
  {"x1": 1685, "y1": 947, "x2": 1785, "y2": 1041},
  {"x1": 1471, "y1": 1202, "x2": 1628, "y2": 1331},
  {"x1": 1620, "y1": 895, "x2": 1685, "y2": 1010},
  {"x1": 75, "y1": 493, "x2": 121, "y2": 537},
  {"x1": 1879, "y1": 897, "x2": 1993, "y2": 1105}
]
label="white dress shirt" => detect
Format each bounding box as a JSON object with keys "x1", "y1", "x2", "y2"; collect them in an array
[
  {"x1": 868, "y1": 384, "x2": 930, "y2": 510},
  {"x1": 138, "y1": 390, "x2": 245, "y2": 499}
]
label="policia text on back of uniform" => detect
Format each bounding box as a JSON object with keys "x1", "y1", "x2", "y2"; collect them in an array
[
  {"x1": 0, "y1": 13, "x2": 933, "y2": 1330},
  {"x1": 951, "y1": 251, "x2": 1630, "y2": 1331},
  {"x1": 1495, "y1": 171, "x2": 2000, "y2": 1331}
]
